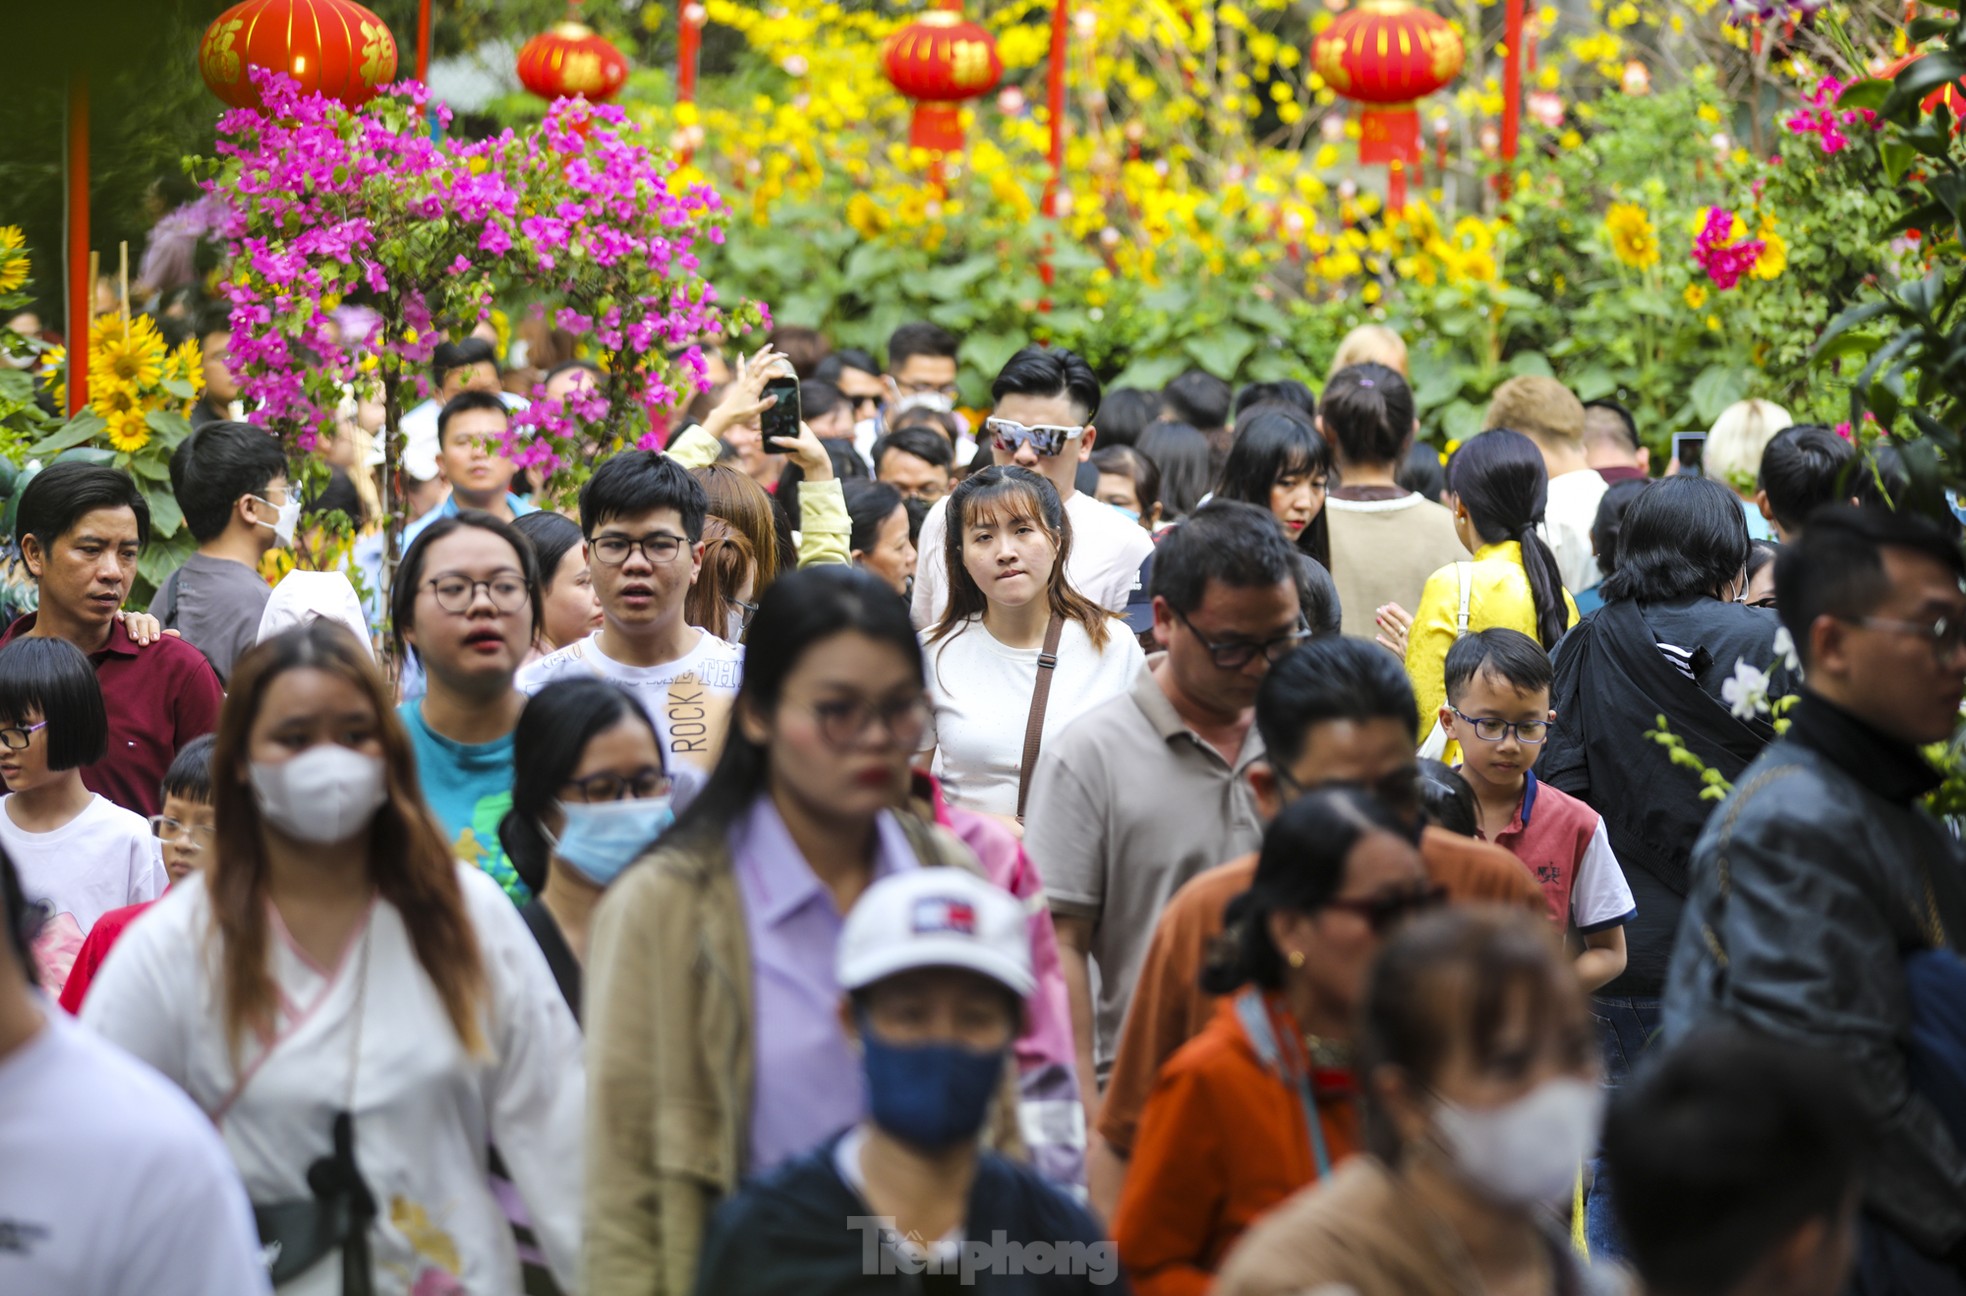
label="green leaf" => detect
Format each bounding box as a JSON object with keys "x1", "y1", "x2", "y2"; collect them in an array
[
  {"x1": 144, "y1": 482, "x2": 185, "y2": 539},
  {"x1": 25, "y1": 413, "x2": 105, "y2": 459},
  {"x1": 962, "y1": 331, "x2": 1026, "y2": 386},
  {"x1": 1881, "y1": 140, "x2": 1918, "y2": 185},
  {"x1": 1183, "y1": 325, "x2": 1257, "y2": 379},
  {"x1": 1107, "y1": 352, "x2": 1189, "y2": 393},
  {"x1": 1690, "y1": 364, "x2": 1747, "y2": 423},
  {"x1": 1836, "y1": 78, "x2": 1893, "y2": 112},
  {"x1": 1506, "y1": 351, "x2": 1555, "y2": 380}
]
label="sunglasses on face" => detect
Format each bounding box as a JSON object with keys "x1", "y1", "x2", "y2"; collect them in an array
[
  {"x1": 986, "y1": 417, "x2": 1083, "y2": 458},
  {"x1": 1323, "y1": 883, "x2": 1449, "y2": 934}
]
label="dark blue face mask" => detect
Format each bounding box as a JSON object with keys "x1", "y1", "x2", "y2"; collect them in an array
[{"x1": 858, "y1": 1013, "x2": 1008, "y2": 1151}]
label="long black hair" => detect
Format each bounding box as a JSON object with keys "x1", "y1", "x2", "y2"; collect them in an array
[
  {"x1": 1217, "y1": 404, "x2": 1333, "y2": 569},
  {"x1": 669, "y1": 566, "x2": 924, "y2": 844},
  {"x1": 498, "y1": 679, "x2": 664, "y2": 895},
  {"x1": 1201, "y1": 787, "x2": 1418, "y2": 995},
  {"x1": 1448, "y1": 428, "x2": 1569, "y2": 649}
]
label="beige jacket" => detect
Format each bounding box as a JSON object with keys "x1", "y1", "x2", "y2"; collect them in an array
[{"x1": 583, "y1": 805, "x2": 1023, "y2": 1295}]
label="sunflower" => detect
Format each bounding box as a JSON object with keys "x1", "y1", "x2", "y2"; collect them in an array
[
  {"x1": 38, "y1": 344, "x2": 66, "y2": 411},
  {"x1": 1604, "y1": 202, "x2": 1659, "y2": 270},
  {"x1": 90, "y1": 312, "x2": 166, "y2": 391},
  {"x1": 0, "y1": 226, "x2": 26, "y2": 296},
  {"x1": 103, "y1": 405, "x2": 152, "y2": 454}
]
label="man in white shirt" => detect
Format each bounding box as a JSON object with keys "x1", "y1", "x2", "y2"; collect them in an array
[
  {"x1": 912, "y1": 346, "x2": 1154, "y2": 627},
  {"x1": 1483, "y1": 375, "x2": 1606, "y2": 595},
  {"x1": 0, "y1": 852, "x2": 266, "y2": 1295},
  {"x1": 517, "y1": 451, "x2": 742, "y2": 776}
]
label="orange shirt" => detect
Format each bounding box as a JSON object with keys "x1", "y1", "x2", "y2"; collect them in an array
[
  {"x1": 1113, "y1": 995, "x2": 1360, "y2": 1296},
  {"x1": 1097, "y1": 826, "x2": 1543, "y2": 1156}
]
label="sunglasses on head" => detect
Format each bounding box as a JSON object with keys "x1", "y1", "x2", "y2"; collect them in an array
[{"x1": 986, "y1": 417, "x2": 1083, "y2": 457}]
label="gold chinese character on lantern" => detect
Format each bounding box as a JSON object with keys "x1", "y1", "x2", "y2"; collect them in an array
[
  {"x1": 562, "y1": 49, "x2": 604, "y2": 93},
  {"x1": 202, "y1": 19, "x2": 244, "y2": 86},
  {"x1": 950, "y1": 39, "x2": 993, "y2": 91}
]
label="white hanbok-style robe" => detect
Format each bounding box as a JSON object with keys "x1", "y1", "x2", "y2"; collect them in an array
[{"x1": 82, "y1": 864, "x2": 583, "y2": 1296}]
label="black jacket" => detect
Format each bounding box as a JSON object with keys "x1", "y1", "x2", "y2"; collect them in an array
[
  {"x1": 1663, "y1": 694, "x2": 1966, "y2": 1256},
  {"x1": 1542, "y1": 596, "x2": 1791, "y2": 995},
  {"x1": 692, "y1": 1132, "x2": 1124, "y2": 1295}
]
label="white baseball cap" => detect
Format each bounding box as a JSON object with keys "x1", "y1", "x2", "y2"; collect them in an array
[{"x1": 837, "y1": 869, "x2": 1034, "y2": 999}]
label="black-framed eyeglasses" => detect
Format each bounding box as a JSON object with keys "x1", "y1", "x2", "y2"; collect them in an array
[
  {"x1": 0, "y1": 720, "x2": 47, "y2": 751},
  {"x1": 1171, "y1": 607, "x2": 1311, "y2": 670},
  {"x1": 591, "y1": 532, "x2": 689, "y2": 567},
  {"x1": 424, "y1": 573, "x2": 530, "y2": 614},
  {"x1": 805, "y1": 694, "x2": 931, "y2": 750},
  {"x1": 1846, "y1": 613, "x2": 1966, "y2": 661},
  {"x1": 1449, "y1": 707, "x2": 1550, "y2": 744},
  {"x1": 1323, "y1": 883, "x2": 1449, "y2": 934},
  {"x1": 148, "y1": 814, "x2": 216, "y2": 854},
  {"x1": 985, "y1": 417, "x2": 1083, "y2": 458},
  {"x1": 562, "y1": 768, "x2": 671, "y2": 804}
]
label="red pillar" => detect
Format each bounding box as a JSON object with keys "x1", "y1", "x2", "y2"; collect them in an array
[{"x1": 65, "y1": 69, "x2": 89, "y2": 417}]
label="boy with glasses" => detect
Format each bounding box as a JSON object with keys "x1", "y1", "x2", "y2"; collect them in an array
[
  {"x1": 58, "y1": 735, "x2": 216, "y2": 1014},
  {"x1": 518, "y1": 452, "x2": 744, "y2": 778},
  {"x1": 1437, "y1": 628, "x2": 1632, "y2": 990}
]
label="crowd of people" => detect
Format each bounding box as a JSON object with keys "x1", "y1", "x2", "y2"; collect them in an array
[{"x1": 1, "y1": 303, "x2": 1963, "y2": 1296}]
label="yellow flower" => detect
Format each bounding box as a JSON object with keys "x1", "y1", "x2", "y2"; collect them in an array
[
  {"x1": 1604, "y1": 201, "x2": 1659, "y2": 269},
  {"x1": 90, "y1": 312, "x2": 166, "y2": 390},
  {"x1": 1752, "y1": 227, "x2": 1787, "y2": 280},
  {"x1": 1684, "y1": 283, "x2": 1708, "y2": 310}
]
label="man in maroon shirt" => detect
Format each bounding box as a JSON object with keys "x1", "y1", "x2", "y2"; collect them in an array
[{"x1": 0, "y1": 463, "x2": 223, "y2": 817}]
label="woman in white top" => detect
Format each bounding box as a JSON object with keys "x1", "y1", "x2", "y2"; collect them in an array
[
  {"x1": 922, "y1": 465, "x2": 1144, "y2": 823},
  {"x1": 83, "y1": 620, "x2": 582, "y2": 1296},
  {"x1": 0, "y1": 636, "x2": 162, "y2": 999}
]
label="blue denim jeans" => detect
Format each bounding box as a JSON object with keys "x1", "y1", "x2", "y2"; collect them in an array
[{"x1": 1584, "y1": 995, "x2": 1662, "y2": 1261}]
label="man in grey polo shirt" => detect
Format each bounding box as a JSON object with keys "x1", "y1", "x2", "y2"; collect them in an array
[{"x1": 1025, "y1": 500, "x2": 1306, "y2": 1109}]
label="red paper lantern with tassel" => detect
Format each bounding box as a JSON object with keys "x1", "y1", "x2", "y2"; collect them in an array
[
  {"x1": 199, "y1": 0, "x2": 400, "y2": 109},
  {"x1": 517, "y1": 21, "x2": 631, "y2": 103},
  {"x1": 1311, "y1": 0, "x2": 1465, "y2": 210},
  {"x1": 882, "y1": 0, "x2": 1004, "y2": 155}
]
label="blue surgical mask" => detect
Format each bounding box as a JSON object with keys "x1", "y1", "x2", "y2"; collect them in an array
[
  {"x1": 545, "y1": 796, "x2": 674, "y2": 886},
  {"x1": 858, "y1": 1013, "x2": 1006, "y2": 1150}
]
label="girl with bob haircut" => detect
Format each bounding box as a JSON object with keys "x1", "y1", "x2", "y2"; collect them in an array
[
  {"x1": 1115, "y1": 788, "x2": 1437, "y2": 1295},
  {"x1": 0, "y1": 636, "x2": 161, "y2": 998},
  {"x1": 513, "y1": 510, "x2": 602, "y2": 661},
  {"x1": 1216, "y1": 403, "x2": 1334, "y2": 570},
  {"x1": 1091, "y1": 443, "x2": 1162, "y2": 530},
  {"x1": 924, "y1": 466, "x2": 1144, "y2": 820},
  {"x1": 1217, "y1": 906, "x2": 1616, "y2": 1296},
  {"x1": 500, "y1": 677, "x2": 670, "y2": 1019},
  {"x1": 1397, "y1": 428, "x2": 1578, "y2": 736},
  {"x1": 83, "y1": 620, "x2": 584, "y2": 1295},
  {"x1": 584, "y1": 566, "x2": 1031, "y2": 1294}
]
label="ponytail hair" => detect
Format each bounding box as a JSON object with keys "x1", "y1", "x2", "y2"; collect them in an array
[
  {"x1": 1448, "y1": 428, "x2": 1569, "y2": 650},
  {"x1": 1200, "y1": 787, "x2": 1418, "y2": 995}
]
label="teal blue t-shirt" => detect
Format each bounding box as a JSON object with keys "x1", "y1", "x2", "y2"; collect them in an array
[{"x1": 399, "y1": 699, "x2": 528, "y2": 903}]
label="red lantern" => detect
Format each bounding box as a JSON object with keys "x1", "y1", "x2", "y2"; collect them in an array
[
  {"x1": 517, "y1": 22, "x2": 631, "y2": 103},
  {"x1": 199, "y1": 0, "x2": 400, "y2": 110},
  {"x1": 882, "y1": 0, "x2": 1004, "y2": 156},
  {"x1": 1311, "y1": 0, "x2": 1465, "y2": 209}
]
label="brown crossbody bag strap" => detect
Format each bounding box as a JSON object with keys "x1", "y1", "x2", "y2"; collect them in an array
[{"x1": 1016, "y1": 615, "x2": 1066, "y2": 823}]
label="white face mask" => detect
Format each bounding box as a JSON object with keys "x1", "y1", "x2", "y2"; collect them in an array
[
  {"x1": 1432, "y1": 1076, "x2": 1605, "y2": 1207},
  {"x1": 250, "y1": 744, "x2": 389, "y2": 845},
  {"x1": 252, "y1": 493, "x2": 302, "y2": 547}
]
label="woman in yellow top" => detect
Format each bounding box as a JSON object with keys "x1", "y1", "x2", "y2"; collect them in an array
[{"x1": 1400, "y1": 428, "x2": 1578, "y2": 736}]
